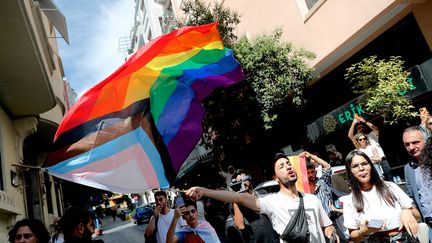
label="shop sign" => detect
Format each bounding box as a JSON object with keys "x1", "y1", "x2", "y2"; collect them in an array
[{"x1": 307, "y1": 61, "x2": 432, "y2": 142}]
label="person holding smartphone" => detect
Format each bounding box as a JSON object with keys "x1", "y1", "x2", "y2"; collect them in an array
[
  {"x1": 341, "y1": 150, "x2": 421, "y2": 242},
  {"x1": 144, "y1": 191, "x2": 184, "y2": 243},
  {"x1": 166, "y1": 199, "x2": 220, "y2": 243}
]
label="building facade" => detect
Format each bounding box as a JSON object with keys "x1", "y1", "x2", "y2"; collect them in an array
[
  {"x1": 129, "y1": 0, "x2": 181, "y2": 53},
  {"x1": 128, "y1": 0, "x2": 432, "y2": 180},
  {"x1": 197, "y1": 0, "x2": 432, "y2": 165},
  {"x1": 0, "y1": 0, "x2": 70, "y2": 240}
]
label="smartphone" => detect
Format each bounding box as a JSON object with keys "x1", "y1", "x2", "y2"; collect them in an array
[
  {"x1": 368, "y1": 219, "x2": 383, "y2": 228},
  {"x1": 175, "y1": 197, "x2": 185, "y2": 207}
]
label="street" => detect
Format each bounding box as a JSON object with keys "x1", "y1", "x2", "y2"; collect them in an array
[{"x1": 94, "y1": 217, "x2": 147, "y2": 243}]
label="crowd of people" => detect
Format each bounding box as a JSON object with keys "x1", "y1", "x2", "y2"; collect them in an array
[
  {"x1": 7, "y1": 112, "x2": 432, "y2": 243},
  {"x1": 8, "y1": 207, "x2": 103, "y2": 243},
  {"x1": 142, "y1": 114, "x2": 432, "y2": 243}
]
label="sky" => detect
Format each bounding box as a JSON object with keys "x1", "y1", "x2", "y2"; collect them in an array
[{"x1": 55, "y1": 0, "x2": 135, "y2": 98}]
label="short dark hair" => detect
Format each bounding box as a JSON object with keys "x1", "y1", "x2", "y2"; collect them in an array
[
  {"x1": 184, "y1": 199, "x2": 197, "y2": 209},
  {"x1": 306, "y1": 160, "x2": 315, "y2": 170},
  {"x1": 154, "y1": 190, "x2": 167, "y2": 198},
  {"x1": 8, "y1": 219, "x2": 50, "y2": 243},
  {"x1": 60, "y1": 207, "x2": 94, "y2": 239},
  {"x1": 232, "y1": 169, "x2": 251, "y2": 179},
  {"x1": 272, "y1": 152, "x2": 288, "y2": 168}
]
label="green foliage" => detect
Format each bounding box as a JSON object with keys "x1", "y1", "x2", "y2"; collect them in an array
[
  {"x1": 233, "y1": 29, "x2": 315, "y2": 129},
  {"x1": 177, "y1": 0, "x2": 240, "y2": 47},
  {"x1": 345, "y1": 56, "x2": 417, "y2": 124},
  {"x1": 178, "y1": 0, "x2": 315, "y2": 165}
]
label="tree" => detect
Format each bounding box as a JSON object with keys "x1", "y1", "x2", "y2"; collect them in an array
[
  {"x1": 344, "y1": 56, "x2": 417, "y2": 124},
  {"x1": 233, "y1": 29, "x2": 315, "y2": 129},
  {"x1": 178, "y1": 0, "x2": 315, "y2": 170},
  {"x1": 177, "y1": 0, "x2": 240, "y2": 47}
]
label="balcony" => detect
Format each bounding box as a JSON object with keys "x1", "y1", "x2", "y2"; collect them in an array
[
  {"x1": 0, "y1": 0, "x2": 67, "y2": 118},
  {"x1": 0, "y1": 190, "x2": 20, "y2": 215}
]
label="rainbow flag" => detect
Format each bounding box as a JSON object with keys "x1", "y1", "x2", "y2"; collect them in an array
[
  {"x1": 44, "y1": 23, "x2": 244, "y2": 193},
  {"x1": 289, "y1": 156, "x2": 310, "y2": 193}
]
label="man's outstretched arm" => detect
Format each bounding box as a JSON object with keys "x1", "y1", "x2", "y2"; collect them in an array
[{"x1": 185, "y1": 187, "x2": 260, "y2": 212}]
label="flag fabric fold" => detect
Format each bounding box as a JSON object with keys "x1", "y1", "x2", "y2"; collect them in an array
[{"x1": 45, "y1": 22, "x2": 244, "y2": 193}]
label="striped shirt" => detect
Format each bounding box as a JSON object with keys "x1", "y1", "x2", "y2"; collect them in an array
[{"x1": 314, "y1": 167, "x2": 333, "y2": 216}]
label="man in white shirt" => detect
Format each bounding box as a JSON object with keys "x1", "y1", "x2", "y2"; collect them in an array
[
  {"x1": 144, "y1": 191, "x2": 184, "y2": 243},
  {"x1": 218, "y1": 163, "x2": 235, "y2": 186},
  {"x1": 186, "y1": 153, "x2": 338, "y2": 243}
]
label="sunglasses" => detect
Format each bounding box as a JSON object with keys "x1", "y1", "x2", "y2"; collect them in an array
[
  {"x1": 357, "y1": 137, "x2": 367, "y2": 141},
  {"x1": 15, "y1": 233, "x2": 34, "y2": 240},
  {"x1": 183, "y1": 209, "x2": 197, "y2": 216}
]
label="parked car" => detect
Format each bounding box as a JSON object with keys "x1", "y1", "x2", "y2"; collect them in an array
[{"x1": 133, "y1": 205, "x2": 154, "y2": 224}]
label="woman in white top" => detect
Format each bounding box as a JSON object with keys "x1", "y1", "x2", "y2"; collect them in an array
[
  {"x1": 352, "y1": 133, "x2": 384, "y2": 177},
  {"x1": 342, "y1": 150, "x2": 421, "y2": 242}
]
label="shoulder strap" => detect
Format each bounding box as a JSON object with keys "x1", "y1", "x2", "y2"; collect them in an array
[{"x1": 281, "y1": 192, "x2": 310, "y2": 241}]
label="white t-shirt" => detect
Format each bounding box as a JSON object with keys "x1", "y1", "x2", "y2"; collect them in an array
[
  {"x1": 259, "y1": 192, "x2": 332, "y2": 243},
  {"x1": 367, "y1": 132, "x2": 385, "y2": 158},
  {"x1": 156, "y1": 208, "x2": 185, "y2": 243},
  {"x1": 342, "y1": 181, "x2": 413, "y2": 231}
]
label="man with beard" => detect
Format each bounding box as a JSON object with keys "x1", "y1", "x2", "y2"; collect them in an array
[
  {"x1": 301, "y1": 151, "x2": 334, "y2": 217},
  {"x1": 61, "y1": 207, "x2": 104, "y2": 243},
  {"x1": 145, "y1": 190, "x2": 184, "y2": 243},
  {"x1": 185, "y1": 153, "x2": 338, "y2": 243},
  {"x1": 166, "y1": 199, "x2": 219, "y2": 243}
]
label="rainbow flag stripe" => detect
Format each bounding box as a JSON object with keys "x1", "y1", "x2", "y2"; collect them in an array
[
  {"x1": 289, "y1": 156, "x2": 310, "y2": 193},
  {"x1": 45, "y1": 23, "x2": 244, "y2": 192}
]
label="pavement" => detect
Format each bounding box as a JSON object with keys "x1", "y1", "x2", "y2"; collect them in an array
[{"x1": 92, "y1": 216, "x2": 147, "y2": 243}]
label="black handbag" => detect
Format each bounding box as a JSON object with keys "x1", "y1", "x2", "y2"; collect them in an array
[
  {"x1": 390, "y1": 231, "x2": 420, "y2": 243},
  {"x1": 144, "y1": 216, "x2": 158, "y2": 243},
  {"x1": 280, "y1": 192, "x2": 310, "y2": 242}
]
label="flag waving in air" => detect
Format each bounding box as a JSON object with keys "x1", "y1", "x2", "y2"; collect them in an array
[{"x1": 45, "y1": 22, "x2": 244, "y2": 193}]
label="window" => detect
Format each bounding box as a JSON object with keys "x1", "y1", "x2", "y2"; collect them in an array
[
  {"x1": 44, "y1": 173, "x2": 53, "y2": 214},
  {"x1": 147, "y1": 30, "x2": 152, "y2": 41},
  {"x1": 295, "y1": 0, "x2": 326, "y2": 22},
  {"x1": 305, "y1": 0, "x2": 319, "y2": 10}
]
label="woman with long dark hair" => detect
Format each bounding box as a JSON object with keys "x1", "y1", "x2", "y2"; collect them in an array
[
  {"x1": 8, "y1": 219, "x2": 50, "y2": 243},
  {"x1": 342, "y1": 150, "x2": 420, "y2": 242}
]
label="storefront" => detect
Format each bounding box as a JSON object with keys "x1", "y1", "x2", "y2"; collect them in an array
[{"x1": 302, "y1": 13, "x2": 432, "y2": 176}]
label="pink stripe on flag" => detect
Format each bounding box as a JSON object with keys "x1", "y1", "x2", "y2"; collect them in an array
[
  {"x1": 66, "y1": 143, "x2": 160, "y2": 191},
  {"x1": 290, "y1": 155, "x2": 310, "y2": 193}
]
